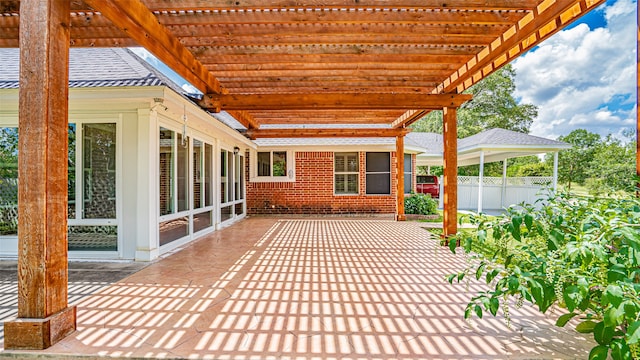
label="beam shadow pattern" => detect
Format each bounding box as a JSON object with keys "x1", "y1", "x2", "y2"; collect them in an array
[{"x1": 29, "y1": 219, "x2": 592, "y2": 359}]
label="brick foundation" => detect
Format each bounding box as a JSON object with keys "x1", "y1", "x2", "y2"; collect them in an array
[{"x1": 246, "y1": 151, "x2": 399, "y2": 215}]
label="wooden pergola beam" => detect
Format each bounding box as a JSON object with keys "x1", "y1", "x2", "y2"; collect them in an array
[
  {"x1": 140, "y1": 0, "x2": 541, "y2": 11},
  {"x1": 246, "y1": 128, "x2": 410, "y2": 139},
  {"x1": 200, "y1": 93, "x2": 472, "y2": 112},
  {"x1": 82, "y1": 0, "x2": 225, "y2": 95}
]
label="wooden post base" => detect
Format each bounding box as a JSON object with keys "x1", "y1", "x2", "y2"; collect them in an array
[
  {"x1": 396, "y1": 214, "x2": 407, "y2": 221},
  {"x1": 4, "y1": 306, "x2": 76, "y2": 350}
]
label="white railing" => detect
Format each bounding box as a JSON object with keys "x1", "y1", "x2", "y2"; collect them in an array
[{"x1": 438, "y1": 176, "x2": 554, "y2": 211}]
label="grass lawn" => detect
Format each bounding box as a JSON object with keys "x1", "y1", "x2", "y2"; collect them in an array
[{"x1": 418, "y1": 210, "x2": 496, "y2": 224}]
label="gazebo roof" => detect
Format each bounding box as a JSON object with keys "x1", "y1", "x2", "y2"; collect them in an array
[{"x1": 410, "y1": 128, "x2": 570, "y2": 166}]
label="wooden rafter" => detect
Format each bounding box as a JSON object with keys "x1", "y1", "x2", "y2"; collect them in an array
[
  {"x1": 81, "y1": 0, "x2": 225, "y2": 94},
  {"x1": 391, "y1": 110, "x2": 431, "y2": 129},
  {"x1": 253, "y1": 110, "x2": 406, "y2": 125},
  {"x1": 200, "y1": 93, "x2": 473, "y2": 111},
  {"x1": 226, "y1": 110, "x2": 259, "y2": 130},
  {"x1": 246, "y1": 128, "x2": 410, "y2": 139}
]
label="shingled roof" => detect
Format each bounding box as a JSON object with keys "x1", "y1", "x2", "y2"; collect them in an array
[
  {"x1": 0, "y1": 47, "x2": 182, "y2": 93},
  {"x1": 411, "y1": 128, "x2": 569, "y2": 166},
  {"x1": 459, "y1": 128, "x2": 568, "y2": 150}
]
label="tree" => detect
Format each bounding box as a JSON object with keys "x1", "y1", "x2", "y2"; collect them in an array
[
  {"x1": 411, "y1": 64, "x2": 538, "y2": 138},
  {"x1": 586, "y1": 132, "x2": 636, "y2": 195},
  {"x1": 551, "y1": 129, "x2": 601, "y2": 192}
]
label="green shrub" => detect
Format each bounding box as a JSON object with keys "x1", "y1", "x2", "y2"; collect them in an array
[
  {"x1": 404, "y1": 193, "x2": 438, "y2": 215},
  {"x1": 447, "y1": 194, "x2": 640, "y2": 359}
]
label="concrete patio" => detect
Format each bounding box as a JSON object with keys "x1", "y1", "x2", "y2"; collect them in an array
[{"x1": 1, "y1": 218, "x2": 593, "y2": 359}]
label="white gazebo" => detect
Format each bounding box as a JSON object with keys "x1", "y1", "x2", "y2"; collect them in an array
[{"x1": 408, "y1": 128, "x2": 571, "y2": 213}]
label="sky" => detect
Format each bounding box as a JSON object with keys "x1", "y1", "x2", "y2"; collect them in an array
[
  {"x1": 133, "y1": 0, "x2": 637, "y2": 141},
  {"x1": 512, "y1": 0, "x2": 637, "y2": 140}
]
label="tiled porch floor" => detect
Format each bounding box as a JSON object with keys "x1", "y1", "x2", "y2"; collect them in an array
[{"x1": 3, "y1": 218, "x2": 593, "y2": 359}]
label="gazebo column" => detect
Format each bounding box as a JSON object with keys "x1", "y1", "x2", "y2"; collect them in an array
[
  {"x1": 396, "y1": 135, "x2": 406, "y2": 221},
  {"x1": 442, "y1": 107, "x2": 458, "y2": 238},
  {"x1": 477, "y1": 151, "x2": 485, "y2": 213},
  {"x1": 4, "y1": 0, "x2": 76, "y2": 349},
  {"x1": 501, "y1": 159, "x2": 508, "y2": 208},
  {"x1": 552, "y1": 152, "x2": 559, "y2": 193}
]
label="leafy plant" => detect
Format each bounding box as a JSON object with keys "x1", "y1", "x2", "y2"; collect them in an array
[
  {"x1": 447, "y1": 194, "x2": 640, "y2": 359},
  {"x1": 404, "y1": 193, "x2": 438, "y2": 215}
]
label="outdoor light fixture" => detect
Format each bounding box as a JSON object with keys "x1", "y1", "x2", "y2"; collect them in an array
[{"x1": 233, "y1": 146, "x2": 240, "y2": 155}]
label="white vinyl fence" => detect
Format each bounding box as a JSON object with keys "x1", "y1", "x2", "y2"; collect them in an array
[{"x1": 438, "y1": 176, "x2": 554, "y2": 212}]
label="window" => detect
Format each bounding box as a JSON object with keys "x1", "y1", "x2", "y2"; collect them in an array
[
  {"x1": 2, "y1": 123, "x2": 119, "y2": 251},
  {"x1": 365, "y1": 152, "x2": 391, "y2": 195},
  {"x1": 83, "y1": 123, "x2": 116, "y2": 219},
  {"x1": 257, "y1": 151, "x2": 287, "y2": 177},
  {"x1": 334, "y1": 152, "x2": 359, "y2": 195},
  {"x1": 159, "y1": 128, "x2": 175, "y2": 216},
  {"x1": 404, "y1": 153, "x2": 412, "y2": 194},
  {"x1": 221, "y1": 148, "x2": 245, "y2": 221}
]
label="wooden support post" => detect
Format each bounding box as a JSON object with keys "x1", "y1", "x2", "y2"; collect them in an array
[
  {"x1": 396, "y1": 135, "x2": 406, "y2": 221},
  {"x1": 4, "y1": 0, "x2": 77, "y2": 350},
  {"x1": 442, "y1": 107, "x2": 458, "y2": 239}
]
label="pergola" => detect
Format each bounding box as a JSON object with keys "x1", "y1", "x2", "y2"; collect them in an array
[{"x1": 0, "y1": 0, "x2": 616, "y2": 349}]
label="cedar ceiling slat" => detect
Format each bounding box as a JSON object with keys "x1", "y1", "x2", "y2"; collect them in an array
[
  {"x1": 220, "y1": 81, "x2": 440, "y2": 89},
  {"x1": 181, "y1": 34, "x2": 497, "y2": 47},
  {"x1": 140, "y1": 0, "x2": 540, "y2": 11},
  {"x1": 190, "y1": 44, "x2": 482, "y2": 57},
  {"x1": 196, "y1": 53, "x2": 474, "y2": 65},
  {"x1": 69, "y1": 38, "x2": 138, "y2": 47},
  {"x1": 166, "y1": 23, "x2": 511, "y2": 38},
  {"x1": 0, "y1": 0, "x2": 542, "y2": 12},
  {"x1": 217, "y1": 74, "x2": 445, "y2": 82},
  {"x1": 205, "y1": 62, "x2": 461, "y2": 72},
  {"x1": 155, "y1": 10, "x2": 527, "y2": 26},
  {"x1": 246, "y1": 128, "x2": 410, "y2": 139},
  {"x1": 250, "y1": 110, "x2": 407, "y2": 117},
  {"x1": 211, "y1": 69, "x2": 455, "y2": 78},
  {"x1": 223, "y1": 87, "x2": 437, "y2": 94}
]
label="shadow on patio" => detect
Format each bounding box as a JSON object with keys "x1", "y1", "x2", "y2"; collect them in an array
[{"x1": 2, "y1": 217, "x2": 593, "y2": 359}]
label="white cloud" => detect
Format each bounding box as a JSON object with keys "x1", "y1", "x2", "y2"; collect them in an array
[{"x1": 513, "y1": 0, "x2": 636, "y2": 140}]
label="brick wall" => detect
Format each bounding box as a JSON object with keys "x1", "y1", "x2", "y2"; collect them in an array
[{"x1": 246, "y1": 151, "x2": 398, "y2": 215}]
